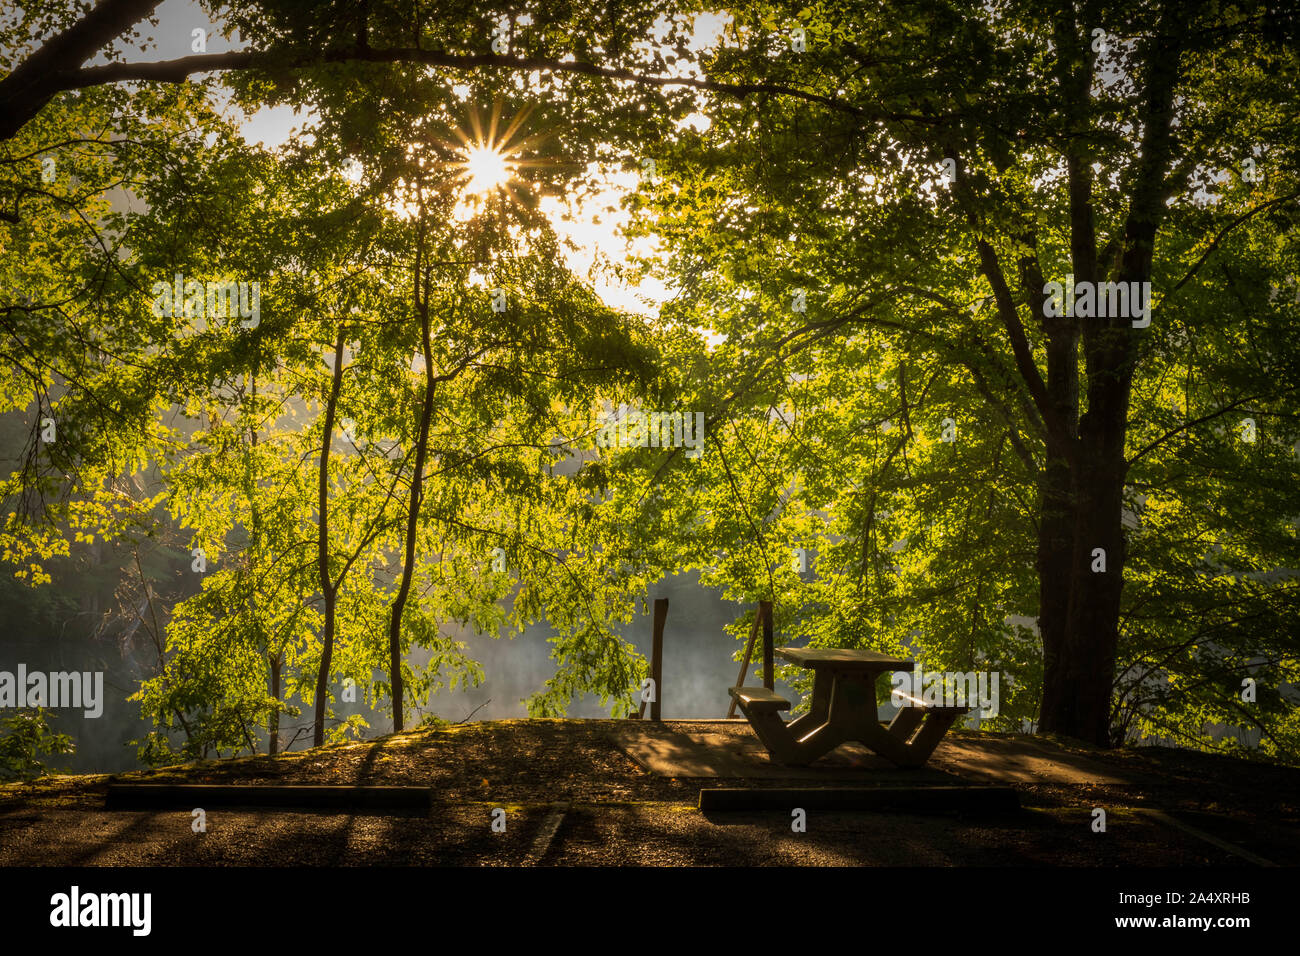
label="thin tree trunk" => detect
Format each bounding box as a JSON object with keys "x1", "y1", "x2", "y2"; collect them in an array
[
  {"x1": 268, "y1": 651, "x2": 282, "y2": 754},
  {"x1": 312, "y1": 329, "x2": 346, "y2": 747},
  {"x1": 385, "y1": 224, "x2": 436, "y2": 734},
  {"x1": 248, "y1": 371, "x2": 280, "y2": 756}
]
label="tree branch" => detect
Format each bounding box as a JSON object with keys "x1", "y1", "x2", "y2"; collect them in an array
[
  {"x1": 1166, "y1": 190, "x2": 1300, "y2": 296},
  {"x1": 3, "y1": 43, "x2": 895, "y2": 143}
]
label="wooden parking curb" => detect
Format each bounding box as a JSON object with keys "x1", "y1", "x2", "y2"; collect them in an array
[
  {"x1": 105, "y1": 784, "x2": 433, "y2": 810},
  {"x1": 698, "y1": 785, "x2": 1020, "y2": 813}
]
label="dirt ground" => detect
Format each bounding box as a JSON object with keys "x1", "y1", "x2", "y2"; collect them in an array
[{"x1": 1, "y1": 719, "x2": 1297, "y2": 866}]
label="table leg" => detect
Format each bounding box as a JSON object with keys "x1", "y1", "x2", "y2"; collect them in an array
[
  {"x1": 746, "y1": 670, "x2": 852, "y2": 766},
  {"x1": 857, "y1": 716, "x2": 917, "y2": 765},
  {"x1": 904, "y1": 710, "x2": 963, "y2": 764},
  {"x1": 781, "y1": 720, "x2": 842, "y2": 765},
  {"x1": 738, "y1": 705, "x2": 808, "y2": 765},
  {"x1": 887, "y1": 703, "x2": 926, "y2": 742},
  {"x1": 853, "y1": 672, "x2": 922, "y2": 765},
  {"x1": 784, "y1": 667, "x2": 833, "y2": 740},
  {"x1": 789, "y1": 672, "x2": 882, "y2": 764}
]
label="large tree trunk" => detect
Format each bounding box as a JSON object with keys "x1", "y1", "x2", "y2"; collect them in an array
[
  {"x1": 1035, "y1": 445, "x2": 1076, "y2": 736},
  {"x1": 1036, "y1": 300, "x2": 1141, "y2": 747},
  {"x1": 1039, "y1": 455, "x2": 1128, "y2": 746},
  {"x1": 1035, "y1": 14, "x2": 1179, "y2": 748},
  {"x1": 1035, "y1": 271, "x2": 1082, "y2": 737},
  {"x1": 312, "y1": 329, "x2": 346, "y2": 747}
]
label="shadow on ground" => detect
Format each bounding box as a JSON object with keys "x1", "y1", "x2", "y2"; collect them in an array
[{"x1": 1, "y1": 719, "x2": 1296, "y2": 866}]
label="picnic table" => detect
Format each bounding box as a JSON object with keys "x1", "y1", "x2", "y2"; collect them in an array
[{"x1": 728, "y1": 647, "x2": 967, "y2": 767}]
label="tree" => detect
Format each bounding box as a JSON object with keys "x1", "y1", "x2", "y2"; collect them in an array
[
  {"x1": 613, "y1": 0, "x2": 1300, "y2": 748},
  {"x1": 0, "y1": 709, "x2": 74, "y2": 781},
  {"x1": 6, "y1": 0, "x2": 1298, "y2": 759},
  {"x1": 0, "y1": 0, "x2": 720, "y2": 146}
]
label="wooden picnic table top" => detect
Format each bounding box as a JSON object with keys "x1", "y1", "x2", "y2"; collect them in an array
[{"x1": 776, "y1": 647, "x2": 913, "y2": 671}]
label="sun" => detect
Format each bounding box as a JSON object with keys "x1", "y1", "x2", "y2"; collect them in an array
[
  {"x1": 436, "y1": 100, "x2": 551, "y2": 209},
  {"x1": 463, "y1": 144, "x2": 512, "y2": 195}
]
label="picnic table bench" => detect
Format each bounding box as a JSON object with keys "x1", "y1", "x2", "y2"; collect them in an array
[{"x1": 729, "y1": 647, "x2": 967, "y2": 767}]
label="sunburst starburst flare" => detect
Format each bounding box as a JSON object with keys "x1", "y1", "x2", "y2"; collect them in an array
[
  {"x1": 464, "y1": 144, "x2": 512, "y2": 195},
  {"x1": 441, "y1": 100, "x2": 549, "y2": 208}
]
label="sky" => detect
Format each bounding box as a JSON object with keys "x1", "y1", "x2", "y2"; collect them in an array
[{"x1": 96, "y1": 0, "x2": 736, "y2": 320}]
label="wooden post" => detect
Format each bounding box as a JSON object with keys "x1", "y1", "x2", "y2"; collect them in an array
[
  {"x1": 650, "y1": 597, "x2": 668, "y2": 721},
  {"x1": 760, "y1": 600, "x2": 774, "y2": 691},
  {"x1": 726, "y1": 609, "x2": 763, "y2": 718}
]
